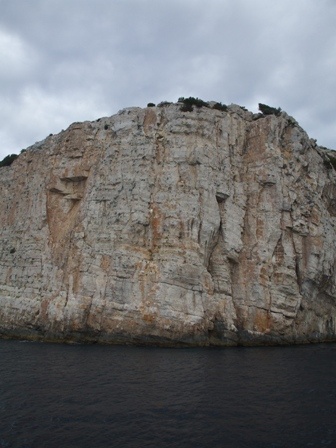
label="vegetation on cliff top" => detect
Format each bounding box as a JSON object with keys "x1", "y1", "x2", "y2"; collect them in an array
[
  {"x1": 1, "y1": 101, "x2": 334, "y2": 167},
  {"x1": 177, "y1": 97, "x2": 228, "y2": 112},
  {"x1": 258, "y1": 103, "x2": 282, "y2": 116},
  {"x1": 324, "y1": 154, "x2": 336, "y2": 170},
  {"x1": 0, "y1": 154, "x2": 18, "y2": 167}
]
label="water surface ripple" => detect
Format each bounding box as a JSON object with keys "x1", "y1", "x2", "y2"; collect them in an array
[{"x1": 0, "y1": 340, "x2": 336, "y2": 447}]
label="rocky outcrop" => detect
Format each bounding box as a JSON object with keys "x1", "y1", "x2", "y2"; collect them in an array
[{"x1": 0, "y1": 102, "x2": 336, "y2": 346}]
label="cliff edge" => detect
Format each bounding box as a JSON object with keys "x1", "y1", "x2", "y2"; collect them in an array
[{"x1": 1, "y1": 102, "x2": 336, "y2": 346}]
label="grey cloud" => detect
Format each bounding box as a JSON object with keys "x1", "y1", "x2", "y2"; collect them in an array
[{"x1": 0, "y1": 0, "x2": 335, "y2": 158}]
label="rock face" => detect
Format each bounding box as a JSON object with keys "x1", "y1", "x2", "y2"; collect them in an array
[{"x1": 0, "y1": 103, "x2": 336, "y2": 346}]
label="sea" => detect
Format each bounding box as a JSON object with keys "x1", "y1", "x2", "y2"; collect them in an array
[{"x1": 0, "y1": 339, "x2": 336, "y2": 448}]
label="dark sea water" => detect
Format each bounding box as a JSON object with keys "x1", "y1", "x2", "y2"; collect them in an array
[{"x1": 0, "y1": 340, "x2": 336, "y2": 448}]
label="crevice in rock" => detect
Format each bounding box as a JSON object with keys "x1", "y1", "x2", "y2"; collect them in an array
[
  {"x1": 147, "y1": 109, "x2": 166, "y2": 252},
  {"x1": 206, "y1": 194, "x2": 228, "y2": 273},
  {"x1": 60, "y1": 175, "x2": 88, "y2": 182},
  {"x1": 48, "y1": 176, "x2": 88, "y2": 201},
  {"x1": 272, "y1": 234, "x2": 284, "y2": 263},
  {"x1": 205, "y1": 224, "x2": 221, "y2": 273},
  {"x1": 215, "y1": 192, "x2": 228, "y2": 203},
  {"x1": 295, "y1": 255, "x2": 302, "y2": 293},
  {"x1": 208, "y1": 316, "x2": 236, "y2": 345},
  {"x1": 322, "y1": 183, "x2": 336, "y2": 217}
]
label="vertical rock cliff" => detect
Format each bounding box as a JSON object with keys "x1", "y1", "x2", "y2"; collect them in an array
[{"x1": 0, "y1": 102, "x2": 335, "y2": 345}]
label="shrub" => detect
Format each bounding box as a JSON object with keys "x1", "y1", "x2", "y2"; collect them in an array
[
  {"x1": 324, "y1": 155, "x2": 336, "y2": 170},
  {"x1": 158, "y1": 101, "x2": 172, "y2": 107},
  {"x1": 0, "y1": 154, "x2": 18, "y2": 167},
  {"x1": 258, "y1": 103, "x2": 282, "y2": 116},
  {"x1": 147, "y1": 103, "x2": 155, "y2": 107},
  {"x1": 212, "y1": 102, "x2": 228, "y2": 112},
  {"x1": 104, "y1": 124, "x2": 109, "y2": 130},
  {"x1": 180, "y1": 102, "x2": 194, "y2": 112},
  {"x1": 180, "y1": 97, "x2": 208, "y2": 107},
  {"x1": 179, "y1": 97, "x2": 209, "y2": 112},
  {"x1": 330, "y1": 157, "x2": 336, "y2": 170}
]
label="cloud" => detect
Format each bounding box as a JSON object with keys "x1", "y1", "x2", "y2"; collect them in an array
[
  {"x1": 0, "y1": 0, "x2": 335, "y2": 158},
  {"x1": 0, "y1": 29, "x2": 36, "y2": 76}
]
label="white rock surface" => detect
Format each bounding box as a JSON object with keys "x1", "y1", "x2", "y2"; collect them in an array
[{"x1": 0, "y1": 103, "x2": 335, "y2": 345}]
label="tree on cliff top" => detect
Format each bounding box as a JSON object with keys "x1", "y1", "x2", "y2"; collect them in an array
[
  {"x1": 258, "y1": 103, "x2": 282, "y2": 116},
  {"x1": 0, "y1": 154, "x2": 18, "y2": 167}
]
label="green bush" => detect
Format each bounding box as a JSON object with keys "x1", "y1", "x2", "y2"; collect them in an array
[
  {"x1": 212, "y1": 102, "x2": 228, "y2": 112},
  {"x1": 258, "y1": 103, "x2": 282, "y2": 116},
  {"x1": 180, "y1": 102, "x2": 194, "y2": 112},
  {"x1": 0, "y1": 154, "x2": 18, "y2": 167},
  {"x1": 178, "y1": 97, "x2": 209, "y2": 112},
  {"x1": 324, "y1": 155, "x2": 336, "y2": 170},
  {"x1": 147, "y1": 102, "x2": 155, "y2": 107},
  {"x1": 158, "y1": 101, "x2": 172, "y2": 107},
  {"x1": 330, "y1": 157, "x2": 336, "y2": 169}
]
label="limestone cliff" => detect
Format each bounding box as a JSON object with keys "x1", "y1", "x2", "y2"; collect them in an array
[{"x1": 0, "y1": 102, "x2": 336, "y2": 346}]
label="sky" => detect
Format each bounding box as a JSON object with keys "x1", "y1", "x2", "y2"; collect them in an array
[{"x1": 0, "y1": 0, "x2": 336, "y2": 159}]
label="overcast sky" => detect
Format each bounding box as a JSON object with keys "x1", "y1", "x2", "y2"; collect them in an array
[{"x1": 0, "y1": 0, "x2": 336, "y2": 159}]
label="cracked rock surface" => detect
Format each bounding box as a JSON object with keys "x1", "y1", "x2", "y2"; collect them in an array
[{"x1": 0, "y1": 103, "x2": 336, "y2": 346}]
